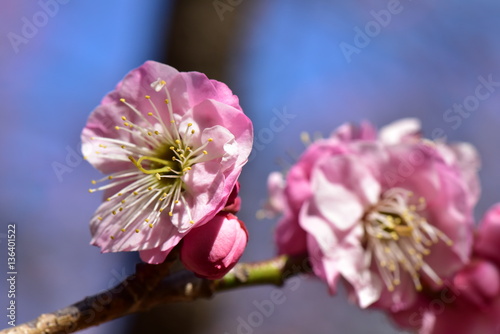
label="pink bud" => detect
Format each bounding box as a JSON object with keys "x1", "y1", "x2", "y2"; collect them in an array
[
  {"x1": 475, "y1": 204, "x2": 500, "y2": 267},
  {"x1": 453, "y1": 260, "x2": 500, "y2": 308},
  {"x1": 180, "y1": 213, "x2": 248, "y2": 279}
]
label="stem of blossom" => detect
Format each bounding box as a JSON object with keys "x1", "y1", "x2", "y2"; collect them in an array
[
  {"x1": 1, "y1": 254, "x2": 309, "y2": 334},
  {"x1": 215, "y1": 254, "x2": 310, "y2": 291}
]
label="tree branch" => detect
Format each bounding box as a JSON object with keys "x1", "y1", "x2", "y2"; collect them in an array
[{"x1": 1, "y1": 255, "x2": 309, "y2": 334}]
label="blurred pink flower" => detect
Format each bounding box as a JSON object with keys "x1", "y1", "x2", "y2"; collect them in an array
[
  {"x1": 272, "y1": 119, "x2": 479, "y2": 309},
  {"x1": 180, "y1": 212, "x2": 248, "y2": 279},
  {"x1": 391, "y1": 204, "x2": 500, "y2": 334},
  {"x1": 82, "y1": 61, "x2": 253, "y2": 264}
]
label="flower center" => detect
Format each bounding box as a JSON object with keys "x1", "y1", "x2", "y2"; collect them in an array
[
  {"x1": 87, "y1": 78, "x2": 214, "y2": 238},
  {"x1": 362, "y1": 188, "x2": 453, "y2": 292}
]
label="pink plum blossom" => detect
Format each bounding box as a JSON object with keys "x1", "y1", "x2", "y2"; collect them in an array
[
  {"x1": 180, "y1": 212, "x2": 248, "y2": 279},
  {"x1": 82, "y1": 61, "x2": 253, "y2": 264},
  {"x1": 390, "y1": 204, "x2": 500, "y2": 334},
  {"x1": 271, "y1": 119, "x2": 479, "y2": 309}
]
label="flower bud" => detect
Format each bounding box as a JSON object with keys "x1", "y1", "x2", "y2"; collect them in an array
[
  {"x1": 453, "y1": 260, "x2": 500, "y2": 308},
  {"x1": 180, "y1": 212, "x2": 248, "y2": 279}
]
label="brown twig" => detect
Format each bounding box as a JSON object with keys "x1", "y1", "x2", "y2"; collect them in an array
[{"x1": 1, "y1": 254, "x2": 309, "y2": 334}]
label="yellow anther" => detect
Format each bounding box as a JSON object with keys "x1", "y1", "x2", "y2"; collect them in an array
[
  {"x1": 121, "y1": 200, "x2": 126, "y2": 204},
  {"x1": 121, "y1": 228, "x2": 126, "y2": 232},
  {"x1": 108, "y1": 176, "x2": 113, "y2": 180},
  {"x1": 148, "y1": 186, "x2": 153, "y2": 191},
  {"x1": 121, "y1": 116, "x2": 127, "y2": 121},
  {"x1": 97, "y1": 217, "x2": 103, "y2": 221},
  {"x1": 123, "y1": 122, "x2": 130, "y2": 127},
  {"x1": 147, "y1": 112, "x2": 153, "y2": 116},
  {"x1": 189, "y1": 220, "x2": 194, "y2": 225},
  {"x1": 91, "y1": 180, "x2": 96, "y2": 184},
  {"x1": 119, "y1": 98, "x2": 125, "y2": 102},
  {"x1": 155, "y1": 173, "x2": 161, "y2": 181},
  {"x1": 145, "y1": 95, "x2": 150, "y2": 99},
  {"x1": 118, "y1": 193, "x2": 122, "y2": 196},
  {"x1": 121, "y1": 145, "x2": 126, "y2": 149},
  {"x1": 164, "y1": 99, "x2": 169, "y2": 104},
  {"x1": 99, "y1": 144, "x2": 107, "y2": 148},
  {"x1": 149, "y1": 224, "x2": 153, "y2": 228},
  {"x1": 203, "y1": 150, "x2": 208, "y2": 155},
  {"x1": 106, "y1": 197, "x2": 111, "y2": 201},
  {"x1": 191, "y1": 130, "x2": 195, "y2": 134},
  {"x1": 119, "y1": 207, "x2": 123, "y2": 212},
  {"x1": 133, "y1": 191, "x2": 139, "y2": 195},
  {"x1": 110, "y1": 236, "x2": 115, "y2": 240},
  {"x1": 175, "y1": 139, "x2": 181, "y2": 144},
  {"x1": 135, "y1": 229, "x2": 140, "y2": 233},
  {"x1": 170, "y1": 120, "x2": 175, "y2": 124},
  {"x1": 168, "y1": 211, "x2": 173, "y2": 216},
  {"x1": 174, "y1": 200, "x2": 179, "y2": 204},
  {"x1": 145, "y1": 219, "x2": 150, "y2": 223},
  {"x1": 88, "y1": 189, "x2": 95, "y2": 193},
  {"x1": 147, "y1": 131, "x2": 152, "y2": 136},
  {"x1": 112, "y1": 211, "x2": 117, "y2": 215},
  {"x1": 187, "y1": 123, "x2": 193, "y2": 127},
  {"x1": 208, "y1": 138, "x2": 213, "y2": 142},
  {"x1": 115, "y1": 126, "x2": 120, "y2": 130},
  {"x1": 159, "y1": 208, "x2": 164, "y2": 212},
  {"x1": 154, "y1": 131, "x2": 159, "y2": 135}
]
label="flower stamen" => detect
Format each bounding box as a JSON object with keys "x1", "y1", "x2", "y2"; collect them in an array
[{"x1": 363, "y1": 188, "x2": 452, "y2": 292}]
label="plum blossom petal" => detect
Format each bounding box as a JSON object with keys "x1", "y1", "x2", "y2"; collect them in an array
[
  {"x1": 379, "y1": 118, "x2": 421, "y2": 144},
  {"x1": 389, "y1": 205, "x2": 500, "y2": 334},
  {"x1": 331, "y1": 121, "x2": 377, "y2": 142}
]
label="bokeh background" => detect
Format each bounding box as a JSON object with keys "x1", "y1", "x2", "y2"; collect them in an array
[{"x1": 1, "y1": 0, "x2": 500, "y2": 333}]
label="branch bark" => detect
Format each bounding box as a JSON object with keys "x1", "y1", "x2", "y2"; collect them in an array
[{"x1": 1, "y1": 255, "x2": 309, "y2": 334}]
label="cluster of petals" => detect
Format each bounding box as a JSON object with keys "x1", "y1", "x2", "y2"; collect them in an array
[
  {"x1": 390, "y1": 204, "x2": 500, "y2": 334},
  {"x1": 270, "y1": 119, "x2": 480, "y2": 310},
  {"x1": 82, "y1": 61, "x2": 252, "y2": 267}
]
